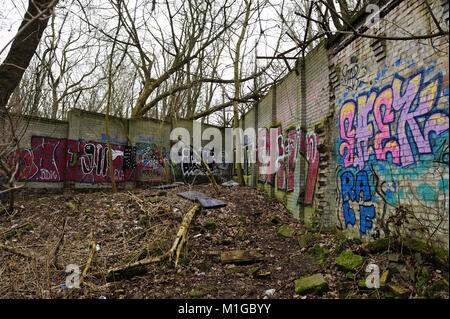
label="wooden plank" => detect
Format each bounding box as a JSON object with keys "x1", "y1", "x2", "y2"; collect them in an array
[{"x1": 220, "y1": 250, "x2": 264, "y2": 264}]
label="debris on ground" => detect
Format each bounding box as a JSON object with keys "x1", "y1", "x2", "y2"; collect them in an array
[{"x1": 0, "y1": 184, "x2": 448, "y2": 299}]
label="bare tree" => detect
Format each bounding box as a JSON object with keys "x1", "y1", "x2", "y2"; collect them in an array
[{"x1": 0, "y1": 0, "x2": 59, "y2": 109}]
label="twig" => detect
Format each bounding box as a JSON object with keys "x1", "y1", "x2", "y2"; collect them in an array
[
  {"x1": 0, "y1": 243, "x2": 35, "y2": 259},
  {"x1": 52, "y1": 217, "x2": 67, "y2": 270},
  {"x1": 0, "y1": 222, "x2": 32, "y2": 238}
]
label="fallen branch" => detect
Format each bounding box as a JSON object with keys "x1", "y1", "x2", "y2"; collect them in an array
[
  {"x1": 169, "y1": 204, "x2": 202, "y2": 267},
  {"x1": 0, "y1": 243, "x2": 35, "y2": 259},
  {"x1": 79, "y1": 241, "x2": 96, "y2": 287},
  {"x1": 52, "y1": 217, "x2": 67, "y2": 270},
  {"x1": 0, "y1": 222, "x2": 32, "y2": 238},
  {"x1": 99, "y1": 203, "x2": 202, "y2": 280}
]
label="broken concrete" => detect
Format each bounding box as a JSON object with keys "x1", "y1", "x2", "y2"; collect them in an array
[{"x1": 295, "y1": 274, "x2": 328, "y2": 294}]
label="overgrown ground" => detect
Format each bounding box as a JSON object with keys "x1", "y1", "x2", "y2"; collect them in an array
[{"x1": 0, "y1": 184, "x2": 448, "y2": 299}]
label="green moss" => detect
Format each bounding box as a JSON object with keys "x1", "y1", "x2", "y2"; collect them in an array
[
  {"x1": 336, "y1": 281, "x2": 353, "y2": 295},
  {"x1": 204, "y1": 221, "x2": 217, "y2": 230},
  {"x1": 298, "y1": 232, "x2": 316, "y2": 249},
  {"x1": 149, "y1": 196, "x2": 161, "y2": 204},
  {"x1": 277, "y1": 226, "x2": 295, "y2": 238},
  {"x1": 224, "y1": 267, "x2": 242, "y2": 275},
  {"x1": 190, "y1": 285, "x2": 214, "y2": 298},
  {"x1": 426, "y1": 280, "x2": 449, "y2": 299},
  {"x1": 307, "y1": 244, "x2": 329, "y2": 267},
  {"x1": 2, "y1": 230, "x2": 16, "y2": 239},
  {"x1": 156, "y1": 190, "x2": 167, "y2": 197},
  {"x1": 248, "y1": 267, "x2": 259, "y2": 277},
  {"x1": 335, "y1": 251, "x2": 363, "y2": 271},
  {"x1": 295, "y1": 274, "x2": 329, "y2": 294},
  {"x1": 387, "y1": 284, "x2": 409, "y2": 299},
  {"x1": 358, "y1": 279, "x2": 367, "y2": 289},
  {"x1": 366, "y1": 237, "x2": 393, "y2": 253},
  {"x1": 346, "y1": 272, "x2": 355, "y2": 280},
  {"x1": 268, "y1": 215, "x2": 283, "y2": 227},
  {"x1": 66, "y1": 202, "x2": 75, "y2": 209}
]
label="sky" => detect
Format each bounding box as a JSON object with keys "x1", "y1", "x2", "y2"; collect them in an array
[
  {"x1": 0, "y1": 0, "x2": 26, "y2": 60},
  {"x1": 0, "y1": 0, "x2": 299, "y2": 123}
]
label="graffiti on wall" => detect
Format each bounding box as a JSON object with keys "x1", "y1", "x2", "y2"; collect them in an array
[
  {"x1": 7, "y1": 137, "x2": 66, "y2": 182},
  {"x1": 341, "y1": 56, "x2": 368, "y2": 91},
  {"x1": 66, "y1": 139, "x2": 133, "y2": 183},
  {"x1": 181, "y1": 145, "x2": 219, "y2": 177},
  {"x1": 337, "y1": 67, "x2": 449, "y2": 236},
  {"x1": 135, "y1": 142, "x2": 168, "y2": 180},
  {"x1": 8, "y1": 136, "x2": 134, "y2": 183},
  {"x1": 257, "y1": 123, "x2": 319, "y2": 206}
]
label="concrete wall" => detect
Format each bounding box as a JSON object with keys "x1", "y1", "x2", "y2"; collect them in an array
[
  {"x1": 2, "y1": 109, "x2": 230, "y2": 191},
  {"x1": 2, "y1": 0, "x2": 448, "y2": 249}
]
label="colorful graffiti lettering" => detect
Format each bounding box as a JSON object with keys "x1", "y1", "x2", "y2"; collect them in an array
[
  {"x1": 339, "y1": 169, "x2": 375, "y2": 235},
  {"x1": 339, "y1": 69, "x2": 449, "y2": 170},
  {"x1": 9, "y1": 136, "x2": 134, "y2": 183},
  {"x1": 135, "y1": 142, "x2": 168, "y2": 180},
  {"x1": 66, "y1": 139, "x2": 132, "y2": 183},
  {"x1": 257, "y1": 124, "x2": 319, "y2": 206},
  {"x1": 337, "y1": 67, "x2": 449, "y2": 237}
]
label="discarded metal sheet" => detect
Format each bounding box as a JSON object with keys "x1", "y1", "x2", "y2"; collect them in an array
[
  {"x1": 177, "y1": 191, "x2": 227, "y2": 208},
  {"x1": 177, "y1": 191, "x2": 209, "y2": 201},
  {"x1": 198, "y1": 198, "x2": 227, "y2": 208}
]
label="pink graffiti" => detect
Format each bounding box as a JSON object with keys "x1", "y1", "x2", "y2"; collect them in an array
[
  {"x1": 257, "y1": 124, "x2": 319, "y2": 205},
  {"x1": 339, "y1": 69, "x2": 449, "y2": 170}
]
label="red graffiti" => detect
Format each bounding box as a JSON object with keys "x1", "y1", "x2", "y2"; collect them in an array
[
  {"x1": 9, "y1": 136, "x2": 133, "y2": 184},
  {"x1": 66, "y1": 139, "x2": 132, "y2": 183},
  {"x1": 257, "y1": 124, "x2": 319, "y2": 206}
]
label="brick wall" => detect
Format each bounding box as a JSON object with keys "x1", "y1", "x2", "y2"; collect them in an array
[
  {"x1": 239, "y1": 0, "x2": 449, "y2": 249},
  {"x1": 328, "y1": 0, "x2": 449, "y2": 248}
]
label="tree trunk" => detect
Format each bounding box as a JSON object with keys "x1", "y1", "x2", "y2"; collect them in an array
[
  {"x1": 233, "y1": 0, "x2": 250, "y2": 187},
  {"x1": 0, "y1": 0, "x2": 59, "y2": 108}
]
